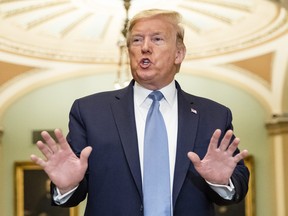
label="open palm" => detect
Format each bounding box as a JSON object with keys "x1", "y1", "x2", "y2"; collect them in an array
[
  {"x1": 188, "y1": 129, "x2": 248, "y2": 185},
  {"x1": 30, "y1": 129, "x2": 92, "y2": 194}
]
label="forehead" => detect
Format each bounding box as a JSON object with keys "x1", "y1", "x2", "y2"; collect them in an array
[{"x1": 131, "y1": 17, "x2": 175, "y2": 35}]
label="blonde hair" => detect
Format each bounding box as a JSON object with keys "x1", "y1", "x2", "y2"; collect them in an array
[{"x1": 126, "y1": 9, "x2": 185, "y2": 48}]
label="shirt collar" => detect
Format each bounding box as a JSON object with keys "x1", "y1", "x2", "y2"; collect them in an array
[{"x1": 134, "y1": 80, "x2": 177, "y2": 107}]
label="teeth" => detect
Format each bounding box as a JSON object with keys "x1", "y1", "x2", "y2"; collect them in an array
[{"x1": 142, "y1": 59, "x2": 150, "y2": 64}]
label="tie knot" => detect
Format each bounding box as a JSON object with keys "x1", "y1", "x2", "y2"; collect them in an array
[{"x1": 148, "y1": 91, "x2": 164, "y2": 102}]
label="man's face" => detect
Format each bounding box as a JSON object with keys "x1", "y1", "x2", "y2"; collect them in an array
[{"x1": 128, "y1": 16, "x2": 185, "y2": 90}]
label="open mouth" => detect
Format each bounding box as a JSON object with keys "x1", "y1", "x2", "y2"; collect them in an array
[{"x1": 140, "y1": 58, "x2": 151, "y2": 68}]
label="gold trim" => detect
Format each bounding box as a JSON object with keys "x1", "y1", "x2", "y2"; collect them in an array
[
  {"x1": 245, "y1": 155, "x2": 256, "y2": 216},
  {"x1": 215, "y1": 155, "x2": 255, "y2": 216},
  {"x1": 0, "y1": 127, "x2": 3, "y2": 144},
  {"x1": 14, "y1": 161, "x2": 78, "y2": 216}
]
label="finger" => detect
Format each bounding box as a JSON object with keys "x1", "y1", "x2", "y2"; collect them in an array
[
  {"x1": 208, "y1": 129, "x2": 221, "y2": 151},
  {"x1": 41, "y1": 131, "x2": 58, "y2": 153},
  {"x1": 36, "y1": 140, "x2": 53, "y2": 159},
  {"x1": 234, "y1": 150, "x2": 249, "y2": 163},
  {"x1": 219, "y1": 130, "x2": 233, "y2": 151},
  {"x1": 54, "y1": 129, "x2": 70, "y2": 150},
  {"x1": 226, "y1": 137, "x2": 240, "y2": 155},
  {"x1": 187, "y1": 151, "x2": 201, "y2": 166},
  {"x1": 80, "y1": 146, "x2": 93, "y2": 164},
  {"x1": 30, "y1": 154, "x2": 46, "y2": 168}
]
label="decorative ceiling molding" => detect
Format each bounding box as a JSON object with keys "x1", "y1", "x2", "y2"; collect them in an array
[
  {"x1": 0, "y1": 0, "x2": 287, "y2": 118},
  {"x1": 0, "y1": 65, "x2": 116, "y2": 119},
  {"x1": 0, "y1": 0, "x2": 70, "y2": 18},
  {"x1": 0, "y1": 60, "x2": 35, "y2": 85},
  {"x1": 231, "y1": 53, "x2": 274, "y2": 85},
  {"x1": 180, "y1": 63, "x2": 274, "y2": 112},
  {"x1": 0, "y1": 0, "x2": 287, "y2": 64}
]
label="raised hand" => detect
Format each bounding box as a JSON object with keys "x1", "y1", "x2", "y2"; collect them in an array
[
  {"x1": 187, "y1": 129, "x2": 248, "y2": 185},
  {"x1": 30, "y1": 129, "x2": 92, "y2": 194}
]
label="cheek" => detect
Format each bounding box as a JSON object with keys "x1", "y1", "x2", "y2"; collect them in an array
[
  {"x1": 129, "y1": 56, "x2": 137, "y2": 68},
  {"x1": 128, "y1": 50, "x2": 138, "y2": 62},
  {"x1": 157, "y1": 53, "x2": 175, "y2": 67}
]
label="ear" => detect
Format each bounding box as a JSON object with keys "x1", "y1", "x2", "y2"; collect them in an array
[{"x1": 175, "y1": 46, "x2": 186, "y2": 64}]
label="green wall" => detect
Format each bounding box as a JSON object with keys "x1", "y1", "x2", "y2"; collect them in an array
[{"x1": 1, "y1": 71, "x2": 272, "y2": 216}]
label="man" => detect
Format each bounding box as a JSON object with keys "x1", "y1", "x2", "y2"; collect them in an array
[{"x1": 31, "y1": 9, "x2": 249, "y2": 216}]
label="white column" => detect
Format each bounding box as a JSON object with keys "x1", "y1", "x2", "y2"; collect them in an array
[{"x1": 266, "y1": 114, "x2": 288, "y2": 216}]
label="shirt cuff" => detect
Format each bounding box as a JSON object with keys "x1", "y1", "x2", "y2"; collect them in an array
[
  {"x1": 206, "y1": 179, "x2": 235, "y2": 200},
  {"x1": 53, "y1": 186, "x2": 78, "y2": 205}
]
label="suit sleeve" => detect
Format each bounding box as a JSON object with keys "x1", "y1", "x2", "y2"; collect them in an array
[
  {"x1": 51, "y1": 99, "x2": 90, "y2": 207},
  {"x1": 212, "y1": 108, "x2": 250, "y2": 205}
]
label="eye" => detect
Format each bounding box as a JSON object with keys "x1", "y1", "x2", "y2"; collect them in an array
[
  {"x1": 131, "y1": 36, "x2": 143, "y2": 45},
  {"x1": 152, "y1": 36, "x2": 164, "y2": 44}
]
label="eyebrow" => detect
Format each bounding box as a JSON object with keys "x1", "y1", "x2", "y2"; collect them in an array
[{"x1": 131, "y1": 32, "x2": 165, "y2": 37}]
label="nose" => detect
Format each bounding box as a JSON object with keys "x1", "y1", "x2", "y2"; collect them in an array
[{"x1": 141, "y1": 38, "x2": 152, "y2": 54}]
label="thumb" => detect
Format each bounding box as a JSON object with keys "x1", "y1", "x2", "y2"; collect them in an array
[
  {"x1": 80, "y1": 146, "x2": 93, "y2": 163},
  {"x1": 187, "y1": 151, "x2": 201, "y2": 165}
]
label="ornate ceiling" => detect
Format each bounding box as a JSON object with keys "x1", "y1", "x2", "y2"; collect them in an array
[
  {"x1": 0, "y1": 0, "x2": 288, "y2": 116},
  {"x1": 0, "y1": 0, "x2": 287, "y2": 64}
]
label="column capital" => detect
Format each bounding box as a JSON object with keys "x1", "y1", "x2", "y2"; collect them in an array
[{"x1": 266, "y1": 114, "x2": 288, "y2": 135}]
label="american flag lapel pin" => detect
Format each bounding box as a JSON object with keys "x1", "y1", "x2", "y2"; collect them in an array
[{"x1": 191, "y1": 108, "x2": 197, "y2": 114}]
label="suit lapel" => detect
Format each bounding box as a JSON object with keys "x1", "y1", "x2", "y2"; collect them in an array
[
  {"x1": 110, "y1": 81, "x2": 143, "y2": 199},
  {"x1": 172, "y1": 83, "x2": 199, "y2": 207}
]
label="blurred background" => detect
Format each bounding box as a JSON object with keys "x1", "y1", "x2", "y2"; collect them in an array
[{"x1": 0, "y1": 0, "x2": 287, "y2": 215}]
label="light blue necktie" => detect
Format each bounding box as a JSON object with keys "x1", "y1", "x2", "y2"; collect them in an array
[{"x1": 143, "y1": 91, "x2": 171, "y2": 216}]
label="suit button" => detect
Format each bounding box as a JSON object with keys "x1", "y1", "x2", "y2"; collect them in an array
[{"x1": 140, "y1": 205, "x2": 143, "y2": 212}]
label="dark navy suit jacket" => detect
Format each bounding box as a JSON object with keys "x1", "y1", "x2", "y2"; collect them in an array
[{"x1": 53, "y1": 80, "x2": 249, "y2": 216}]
